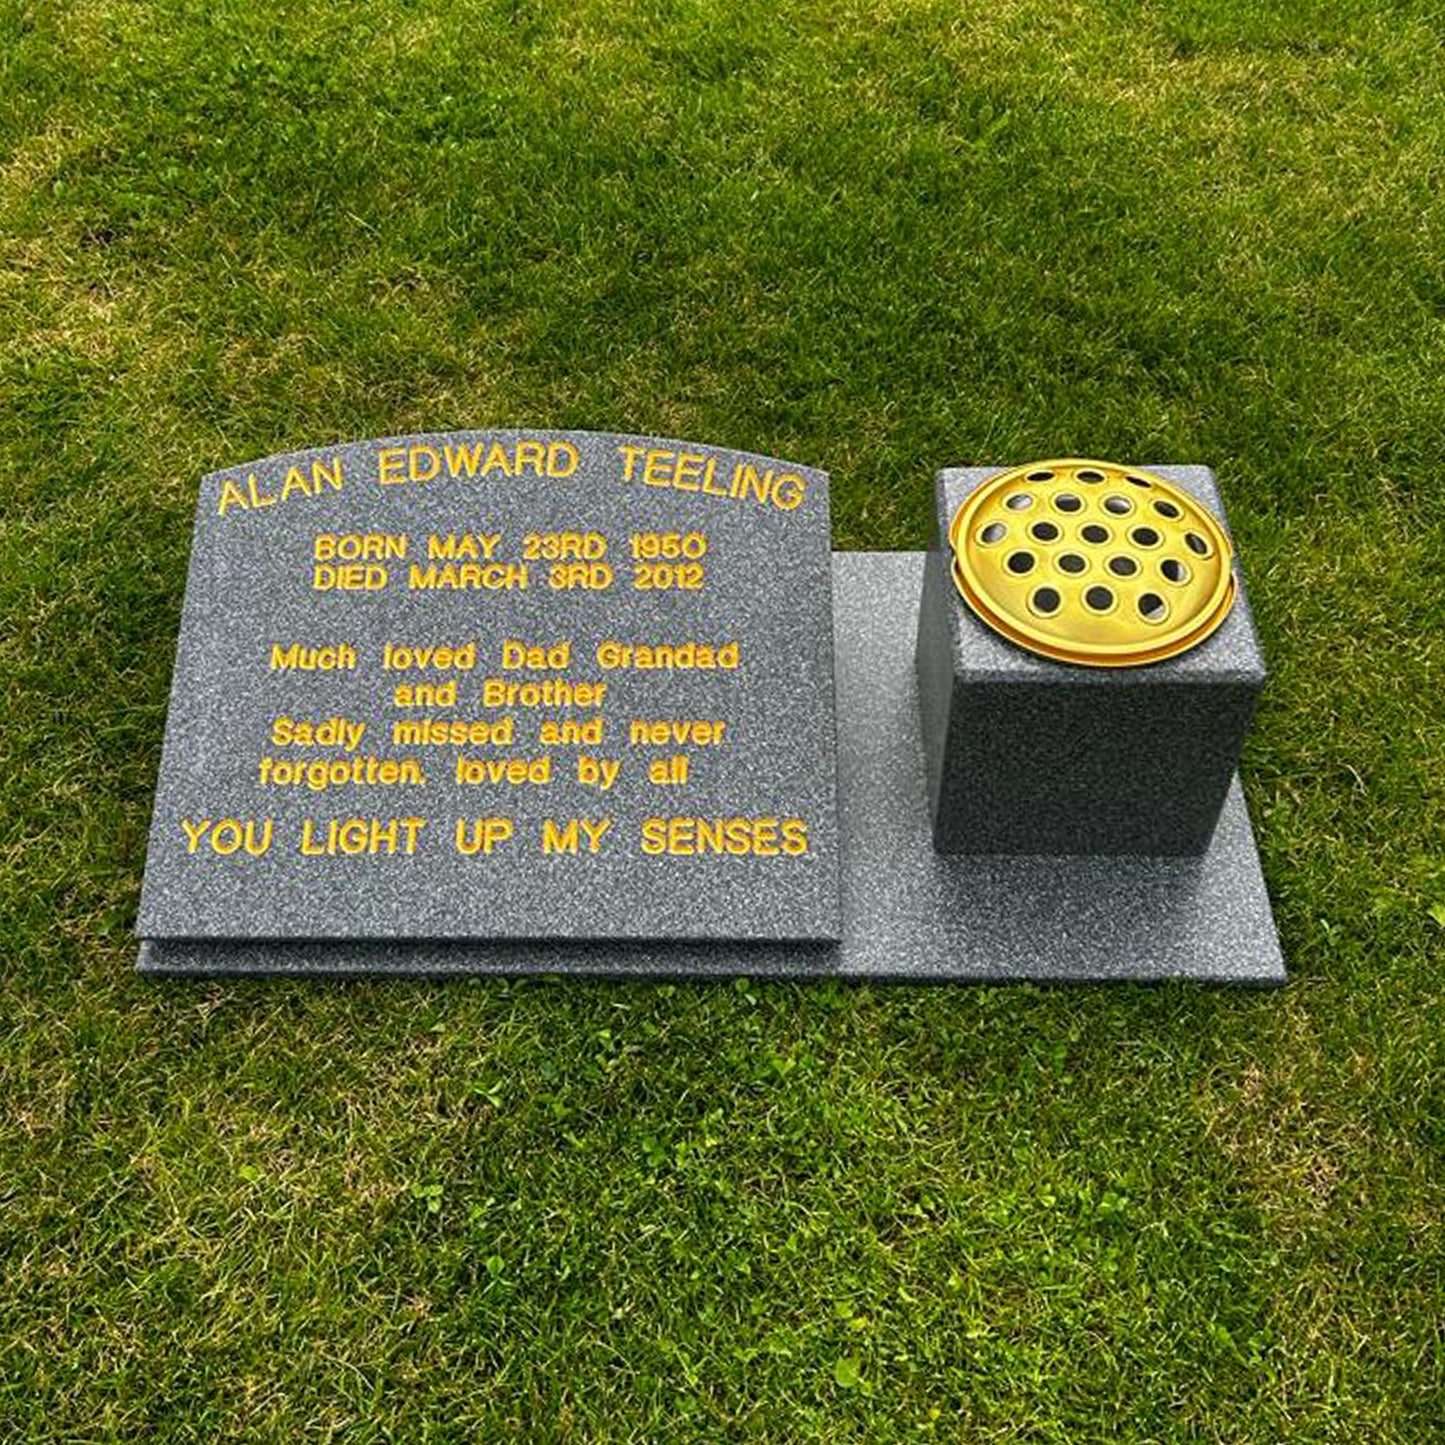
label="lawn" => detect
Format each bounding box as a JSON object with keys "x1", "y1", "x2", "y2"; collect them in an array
[{"x1": 3, "y1": 0, "x2": 1444, "y2": 1439}]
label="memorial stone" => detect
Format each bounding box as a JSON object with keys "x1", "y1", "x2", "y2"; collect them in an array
[
  {"x1": 137, "y1": 432, "x2": 841, "y2": 950},
  {"x1": 138, "y1": 441, "x2": 1284, "y2": 985}
]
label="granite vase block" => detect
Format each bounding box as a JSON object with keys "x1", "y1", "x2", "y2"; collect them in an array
[{"x1": 916, "y1": 466, "x2": 1266, "y2": 857}]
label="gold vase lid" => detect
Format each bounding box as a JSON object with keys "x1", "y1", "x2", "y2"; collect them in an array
[{"x1": 949, "y1": 459, "x2": 1235, "y2": 667}]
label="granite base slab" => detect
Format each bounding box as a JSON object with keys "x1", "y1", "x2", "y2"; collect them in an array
[{"x1": 139, "y1": 553, "x2": 1285, "y2": 985}]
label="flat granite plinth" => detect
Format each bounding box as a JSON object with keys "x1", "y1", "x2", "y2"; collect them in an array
[{"x1": 140, "y1": 553, "x2": 1284, "y2": 984}]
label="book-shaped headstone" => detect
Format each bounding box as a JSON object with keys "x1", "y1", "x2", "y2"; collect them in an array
[{"x1": 138, "y1": 432, "x2": 839, "y2": 959}]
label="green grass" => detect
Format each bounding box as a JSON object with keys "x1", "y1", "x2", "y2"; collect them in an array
[{"x1": 3, "y1": 0, "x2": 1445, "y2": 1438}]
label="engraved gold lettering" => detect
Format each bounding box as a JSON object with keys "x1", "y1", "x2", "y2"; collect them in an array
[
  {"x1": 617, "y1": 443, "x2": 646, "y2": 481},
  {"x1": 642, "y1": 449, "x2": 676, "y2": 487},
  {"x1": 313, "y1": 564, "x2": 388, "y2": 591},
  {"x1": 391, "y1": 716, "x2": 515, "y2": 746},
  {"x1": 672, "y1": 453, "x2": 705, "y2": 490},
  {"x1": 548, "y1": 441, "x2": 579, "y2": 476},
  {"x1": 595, "y1": 641, "x2": 739, "y2": 670},
  {"x1": 501, "y1": 639, "x2": 571, "y2": 670},
  {"x1": 576, "y1": 755, "x2": 621, "y2": 791},
  {"x1": 392, "y1": 680, "x2": 457, "y2": 707},
  {"x1": 191, "y1": 817, "x2": 273, "y2": 857},
  {"x1": 312, "y1": 456, "x2": 344, "y2": 494},
  {"x1": 409, "y1": 445, "x2": 441, "y2": 482},
  {"x1": 246, "y1": 473, "x2": 277, "y2": 510},
  {"x1": 314, "y1": 534, "x2": 407, "y2": 562},
  {"x1": 269, "y1": 643, "x2": 358, "y2": 672},
  {"x1": 482, "y1": 442, "x2": 513, "y2": 476},
  {"x1": 454, "y1": 818, "x2": 514, "y2": 854},
  {"x1": 615, "y1": 448, "x2": 806, "y2": 512},
  {"x1": 280, "y1": 466, "x2": 312, "y2": 502},
  {"x1": 481, "y1": 679, "x2": 607, "y2": 708},
  {"x1": 270, "y1": 716, "x2": 367, "y2": 751},
  {"x1": 426, "y1": 533, "x2": 501, "y2": 561},
  {"x1": 381, "y1": 643, "x2": 477, "y2": 671},
  {"x1": 407, "y1": 562, "x2": 528, "y2": 590},
  {"x1": 639, "y1": 817, "x2": 809, "y2": 858},
  {"x1": 539, "y1": 717, "x2": 604, "y2": 746},
  {"x1": 647, "y1": 755, "x2": 690, "y2": 785},
  {"x1": 628, "y1": 719, "x2": 726, "y2": 746},
  {"x1": 300, "y1": 817, "x2": 425, "y2": 855},
  {"x1": 377, "y1": 447, "x2": 407, "y2": 484},
  {"x1": 454, "y1": 755, "x2": 552, "y2": 786},
  {"x1": 217, "y1": 478, "x2": 248, "y2": 516},
  {"x1": 217, "y1": 464, "x2": 344, "y2": 517},
  {"x1": 541, "y1": 818, "x2": 612, "y2": 854},
  {"x1": 257, "y1": 755, "x2": 425, "y2": 791}
]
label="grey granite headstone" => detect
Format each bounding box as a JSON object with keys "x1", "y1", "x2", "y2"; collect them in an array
[
  {"x1": 916, "y1": 467, "x2": 1266, "y2": 855},
  {"x1": 137, "y1": 432, "x2": 840, "y2": 945}
]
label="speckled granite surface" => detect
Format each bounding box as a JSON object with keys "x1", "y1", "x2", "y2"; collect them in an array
[{"x1": 140, "y1": 552, "x2": 1284, "y2": 984}]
